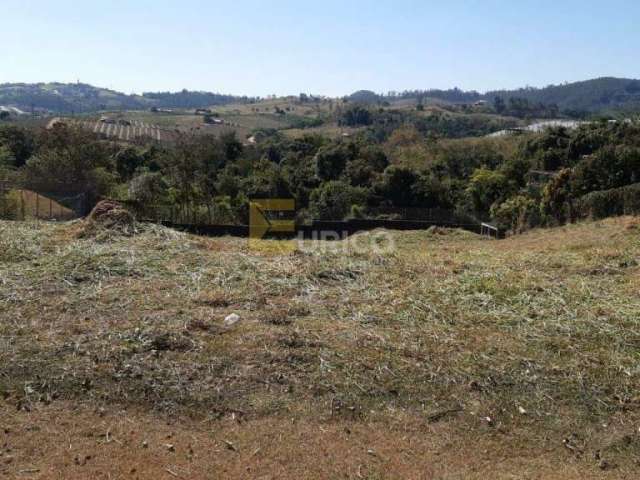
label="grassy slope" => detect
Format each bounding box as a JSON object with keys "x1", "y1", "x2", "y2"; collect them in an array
[
  {"x1": 1, "y1": 218, "x2": 640, "y2": 478},
  {"x1": 57, "y1": 97, "x2": 522, "y2": 142}
]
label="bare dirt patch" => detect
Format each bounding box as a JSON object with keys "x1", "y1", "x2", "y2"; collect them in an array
[{"x1": 0, "y1": 403, "x2": 626, "y2": 480}]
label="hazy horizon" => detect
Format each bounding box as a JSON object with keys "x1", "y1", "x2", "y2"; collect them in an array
[
  {"x1": 3, "y1": 0, "x2": 640, "y2": 97},
  {"x1": 2, "y1": 75, "x2": 638, "y2": 99}
]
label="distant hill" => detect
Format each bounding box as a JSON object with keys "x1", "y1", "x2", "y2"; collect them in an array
[
  {"x1": 5, "y1": 77, "x2": 640, "y2": 115},
  {"x1": 357, "y1": 78, "x2": 640, "y2": 115},
  {"x1": 486, "y1": 77, "x2": 640, "y2": 114},
  {"x1": 348, "y1": 90, "x2": 381, "y2": 104},
  {"x1": 142, "y1": 90, "x2": 253, "y2": 109},
  {"x1": 0, "y1": 83, "x2": 250, "y2": 113},
  {"x1": 0, "y1": 83, "x2": 149, "y2": 113}
]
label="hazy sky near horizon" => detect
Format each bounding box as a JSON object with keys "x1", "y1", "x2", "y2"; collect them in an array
[{"x1": 2, "y1": 0, "x2": 639, "y2": 96}]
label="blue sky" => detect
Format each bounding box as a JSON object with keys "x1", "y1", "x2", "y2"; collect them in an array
[{"x1": 2, "y1": 0, "x2": 639, "y2": 96}]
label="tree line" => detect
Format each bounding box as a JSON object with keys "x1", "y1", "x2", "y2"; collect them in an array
[{"x1": 1, "y1": 119, "x2": 640, "y2": 233}]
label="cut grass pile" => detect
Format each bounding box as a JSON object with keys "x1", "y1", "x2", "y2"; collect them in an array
[
  {"x1": 73, "y1": 199, "x2": 137, "y2": 241},
  {"x1": 1, "y1": 217, "x2": 640, "y2": 477}
]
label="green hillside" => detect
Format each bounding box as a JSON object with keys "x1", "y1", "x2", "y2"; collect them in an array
[
  {"x1": 486, "y1": 77, "x2": 640, "y2": 114},
  {"x1": 0, "y1": 83, "x2": 249, "y2": 113},
  {"x1": 370, "y1": 78, "x2": 640, "y2": 116},
  {"x1": 5, "y1": 78, "x2": 640, "y2": 115}
]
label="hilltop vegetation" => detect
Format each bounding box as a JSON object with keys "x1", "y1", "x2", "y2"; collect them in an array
[
  {"x1": 0, "y1": 83, "x2": 151, "y2": 112},
  {"x1": 488, "y1": 77, "x2": 640, "y2": 116},
  {"x1": 3, "y1": 77, "x2": 640, "y2": 117},
  {"x1": 359, "y1": 77, "x2": 640, "y2": 118},
  {"x1": 0, "y1": 82, "x2": 251, "y2": 113}
]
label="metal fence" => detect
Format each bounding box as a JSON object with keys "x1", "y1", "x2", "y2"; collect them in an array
[
  {"x1": 0, "y1": 181, "x2": 84, "y2": 221},
  {"x1": 119, "y1": 201, "x2": 501, "y2": 238}
]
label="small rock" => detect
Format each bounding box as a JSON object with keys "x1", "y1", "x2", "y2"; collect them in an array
[
  {"x1": 518, "y1": 406, "x2": 527, "y2": 415},
  {"x1": 165, "y1": 444, "x2": 175, "y2": 452},
  {"x1": 598, "y1": 459, "x2": 616, "y2": 470},
  {"x1": 223, "y1": 313, "x2": 241, "y2": 327},
  {"x1": 73, "y1": 454, "x2": 90, "y2": 466},
  {"x1": 142, "y1": 440, "x2": 148, "y2": 449}
]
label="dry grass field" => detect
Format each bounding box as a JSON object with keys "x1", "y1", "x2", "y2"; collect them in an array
[{"x1": 1, "y1": 217, "x2": 640, "y2": 478}]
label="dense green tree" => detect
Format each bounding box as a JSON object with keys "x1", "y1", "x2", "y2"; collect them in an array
[
  {"x1": 242, "y1": 158, "x2": 291, "y2": 199},
  {"x1": 220, "y1": 132, "x2": 243, "y2": 161},
  {"x1": 24, "y1": 124, "x2": 115, "y2": 205},
  {"x1": 128, "y1": 170, "x2": 169, "y2": 205},
  {"x1": 466, "y1": 168, "x2": 511, "y2": 214},
  {"x1": 491, "y1": 195, "x2": 539, "y2": 233},
  {"x1": 571, "y1": 146, "x2": 640, "y2": 195},
  {"x1": 0, "y1": 145, "x2": 16, "y2": 169},
  {"x1": 0, "y1": 125, "x2": 34, "y2": 167},
  {"x1": 522, "y1": 127, "x2": 571, "y2": 170},
  {"x1": 540, "y1": 169, "x2": 574, "y2": 224},
  {"x1": 115, "y1": 147, "x2": 146, "y2": 181},
  {"x1": 345, "y1": 146, "x2": 388, "y2": 187},
  {"x1": 376, "y1": 166, "x2": 421, "y2": 207},
  {"x1": 338, "y1": 105, "x2": 372, "y2": 127},
  {"x1": 282, "y1": 153, "x2": 319, "y2": 207},
  {"x1": 314, "y1": 144, "x2": 351, "y2": 181},
  {"x1": 309, "y1": 181, "x2": 366, "y2": 220}
]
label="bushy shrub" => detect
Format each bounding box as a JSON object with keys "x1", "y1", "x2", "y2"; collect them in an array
[
  {"x1": 466, "y1": 168, "x2": 511, "y2": 214},
  {"x1": 309, "y1": 181, "x2": 366, "y2": 220},
  {"x1": 491, "y1": 195, "x2": 540, "y2": 234},
  {"x1": 540, "y1": 169, "x2": 574, "y2": 225},
  {"x1": 314, "y1": 144, "x2": 350, "y2": 181},
  {"x1": 575, "y1": 183, "x2": 640, "y2": 219},
  {"x1": 128, "y1": 171, "x2": 169, "y2": 205},
  {"x1": 347, "y1": 204, "x2": 366, "y2": 219},
  {"x1": 338, "y1": 106, "x2": 372, "y2": 127}
]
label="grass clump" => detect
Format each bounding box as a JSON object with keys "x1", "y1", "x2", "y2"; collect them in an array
[{"x1": 75, "y1": 199, "x2": 137, "y2": 240}]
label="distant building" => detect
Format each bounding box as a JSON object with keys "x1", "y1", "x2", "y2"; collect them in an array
[
  {"x1": 203, "y1": 114, "x2": 224, "y2": 125},
  {"x1": 0, "y1": 106, "x2": 27, "y2": 115}
]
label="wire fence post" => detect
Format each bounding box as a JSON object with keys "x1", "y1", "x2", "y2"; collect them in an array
[
  {"x1": 20, "y1": 190, "x2": 25, "y2": 220},
  {"x1": 481, "y1": 222, "x2": 499, "y2": 239}
]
